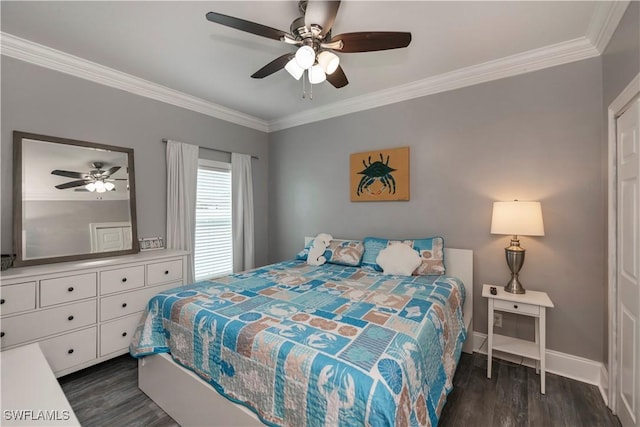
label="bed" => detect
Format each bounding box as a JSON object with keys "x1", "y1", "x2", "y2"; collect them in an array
[{"x1": 130, "y1": 241, "x2": 473, "y2": 427}]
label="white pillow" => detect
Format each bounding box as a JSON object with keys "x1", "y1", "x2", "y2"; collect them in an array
[{"x1": 375, "y1": 243, "x2": 422, "y2": 276}]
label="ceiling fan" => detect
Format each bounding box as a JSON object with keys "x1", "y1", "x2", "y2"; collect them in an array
[
  {"x1": 51, "y1": 162, "x2": 124, "y2": 193},
  {"x1": 206, "y1": 0, "x2": 412, "y2": 89}
]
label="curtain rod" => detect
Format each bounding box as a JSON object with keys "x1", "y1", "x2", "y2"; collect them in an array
[{"x1": 161, "y1": 138, "x2": 258, "y2": 160}]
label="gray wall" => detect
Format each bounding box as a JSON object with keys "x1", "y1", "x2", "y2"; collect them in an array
[
  {"x1": 1, "y1": 57, "x2": 270, "y2": 266},
  {"x1": 269, "y1": 58, "x2": 604, "y2": 361},
  {"x1": 600, "y1": 2, "x2": 640, "y2": 364}
]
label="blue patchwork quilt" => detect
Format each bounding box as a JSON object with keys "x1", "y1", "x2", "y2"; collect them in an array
[{"x1": 130, "y1": 260, "x2": 466, "y2": 427}]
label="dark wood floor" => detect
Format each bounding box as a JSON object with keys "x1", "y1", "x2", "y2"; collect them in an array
[{"x1": 59, "y1": 352, "x2": 620, "y2": 427}]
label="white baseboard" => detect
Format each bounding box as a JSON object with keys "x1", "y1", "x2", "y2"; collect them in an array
[
  {"x1": 599, "y1": 364, "x2": 609, "y2": 406},
  {"x1": 472, "y1": 332, "x2": 605, "y2": 388}
]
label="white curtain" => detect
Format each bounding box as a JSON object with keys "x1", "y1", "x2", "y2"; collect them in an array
[
  {"x1": 166, "y1": 140, "x2": 199, "y2": 283},
  {"x1": 231, "y1": 153, "x2": 255, "y2": 272}
]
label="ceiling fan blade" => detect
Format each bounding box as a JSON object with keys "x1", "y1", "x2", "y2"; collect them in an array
[
  {"x1": 305, "y1": 0, "x2": 341, "y2": 37},
  {"x1": 326, "y1": 65, "x2": 348, "y2": 88},
  {"x1": 55, "y1": 180, "x2": 91, "y2": 190},
  {"x1": 330, "y1": 32, "x2": 412, "y2": 53},
  {"x1": 206, "y1": 12, "x2": 289, "y2": 42},
  {"x1": 102, "y1": 166, "x2": 121, "y2": 177},
  {"x1": 251, "y1": 53, "x2": 294, "y2": 79},
  {"x1": 51, "y1": 170, "x2": 88, "y2": 179}
]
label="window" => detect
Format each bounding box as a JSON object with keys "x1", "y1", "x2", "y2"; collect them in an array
[{"x1": 194, "y1": 159, "x2": 232, "y2": 280}]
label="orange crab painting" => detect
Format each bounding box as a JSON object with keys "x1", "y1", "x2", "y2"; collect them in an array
[{"x1": 350, "y1": 146, "x2": 410, "y2": 201}]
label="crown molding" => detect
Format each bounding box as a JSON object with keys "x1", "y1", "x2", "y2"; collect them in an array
[
  {"x1": 0, "y1": 32, "x2": 269, "y2": 133},
  {"x1": 268, "y1": 37, "x2": 600, "y2": 132},
  {"x1": 0, "y1": 27, "x2": 606, "y2": 134},
  {"x1": 586, "y1": 0, "x2": 631, "y2": 54}
]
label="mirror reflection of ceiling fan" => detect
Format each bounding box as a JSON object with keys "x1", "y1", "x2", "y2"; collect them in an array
[
  {"x1": 51, "y1": 162, "x2": 126, "y2": 193},
  {"x1": 205, "y1": 0, "x2": 412, "y2": 89}
]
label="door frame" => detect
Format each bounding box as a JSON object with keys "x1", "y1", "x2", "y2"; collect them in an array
[{"x1": 608, "y1": 72, "x2": 640, "y2": 411}]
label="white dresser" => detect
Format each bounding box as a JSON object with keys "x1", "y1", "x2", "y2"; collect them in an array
[{"x1": 0, "y1": 249, "x2": 187, "y2": 377}]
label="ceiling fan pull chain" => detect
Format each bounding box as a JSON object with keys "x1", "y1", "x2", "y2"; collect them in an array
[{"x1": 302, "y1": 70, "x2": 307, "y2": 99}]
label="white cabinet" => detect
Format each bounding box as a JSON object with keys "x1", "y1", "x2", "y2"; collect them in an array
[{"x1": 0, "y1": 249, "x2": 187, "y2": 377}]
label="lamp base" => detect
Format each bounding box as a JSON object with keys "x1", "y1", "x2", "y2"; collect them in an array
[
  {"x1": 504, "y1": 275, "x2": 526, "y2": 294},
  {"x1": 504, "y1": 239, "x2": 526, "y2": 294}
]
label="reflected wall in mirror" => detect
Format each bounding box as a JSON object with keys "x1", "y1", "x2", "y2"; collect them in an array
[{"x1": 13, "y1": 131, "x2": 139, "y2": 266}]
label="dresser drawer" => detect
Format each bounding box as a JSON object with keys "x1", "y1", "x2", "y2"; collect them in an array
[
  {"x1": 100, "y1": 265, "x2": 145, "y2": 295},
  {"x1": 494, "y1": 299, "x2": 540, "y2": 316},
  {"x1": 0, "y1": 300, "x2": 97, "y2": 348},
  {"x1": 100, "y1": 282, "x2": 179, "y2": 321},
  {"x1": 39, "y1": 327, "x2": 97, "y2": 374},
  {"x1": 147, "y1": 259, "x2": 183, "y2": 285},
  {"x1": 0, "y1": 282, "x2": 36, "y2": 316},
  {"x1": 40, "y1": 273, "x2": 97, "y2": 307},
  {"x1": 100, "y1": 314, "x2": 140, "y2": 356}
]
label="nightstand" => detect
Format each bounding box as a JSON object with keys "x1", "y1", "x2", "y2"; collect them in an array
[{"x1": 482, "y1": 284, "x2": 554, "y2": 394}]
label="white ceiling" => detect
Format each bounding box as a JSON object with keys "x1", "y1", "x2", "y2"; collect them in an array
[{"x1": 0, "y1": 1, "x2": 623, "y2": 130}]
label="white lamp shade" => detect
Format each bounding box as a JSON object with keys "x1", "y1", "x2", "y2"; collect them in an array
[
  {"x1": 295, "y1": 45, "x2": 315, "y2": 70},
  {"x1": 285, "y1": 58, "x2": 304, "y2": 80},
  {"x1": 491, "y1": 201, "x2": 544, "y2": 236},
  {"x1": 308, "y1": 64, "x2": 326, "y2": 84},
  {"x1": 317, "y1": 51, "x2": 339, "y2": 75},
  {"x1": 94, "y1": 180, "x2": 106, "y2": 193},
  {"x1": 104, "y1": 182, "x2": 116, "y2": 191},
  {"x1": 85, "y1": 182, "x2": 96, "y2": 192}
]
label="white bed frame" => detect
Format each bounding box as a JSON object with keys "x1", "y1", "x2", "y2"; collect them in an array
[{"x1": 138, "y1": 242, "x2": 473, "y2": 427}]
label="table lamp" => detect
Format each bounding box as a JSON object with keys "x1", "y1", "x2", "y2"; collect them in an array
[{"x1": 490, "y1": 201, "x2": 544, "y2": 294}]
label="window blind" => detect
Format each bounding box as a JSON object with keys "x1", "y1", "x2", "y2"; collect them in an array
[{"x1": 194, "y1": 160, "x2": 233, "y2": 281}]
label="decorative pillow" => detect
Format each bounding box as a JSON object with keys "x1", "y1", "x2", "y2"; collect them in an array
[
  {"x1": 362, "y1": 236, "x2": 445, "y2": 275},
  {"x1": 376, "y1": 243, "x2": 422, "y2": 276},
  {"x1": 297, "y1": 239, "x2": 364, "y2": 267},
  {"x1": 324, "y1": 240, "x2": 365, "y2": 266}
]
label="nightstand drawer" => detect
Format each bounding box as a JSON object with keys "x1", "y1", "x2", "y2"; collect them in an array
[
  {"x1": 0, "y1": 282, "x2": 36, "y2": 316},
  {"x1": 40, "y1": 273, "x2": 97, "y2": 307},
  {"x1": 494, "y1": 299, "x2": 540, "y2": 316}
]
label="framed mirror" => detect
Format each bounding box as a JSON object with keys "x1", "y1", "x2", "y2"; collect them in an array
[{"x1": 13, "y1": 131, "x2": 139, "y2": 267}]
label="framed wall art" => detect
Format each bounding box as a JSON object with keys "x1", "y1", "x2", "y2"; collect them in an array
[{"x1": 350, "y1": 146, "x2": 410, "y2": 202}]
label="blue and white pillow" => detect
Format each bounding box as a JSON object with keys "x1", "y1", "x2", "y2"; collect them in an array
[
  {"x1": 297, "y1": 239, "x2": 364, "y2": 267},
  {"x1": 362, "y1": 236, "x2": 445, "y2": 275}
]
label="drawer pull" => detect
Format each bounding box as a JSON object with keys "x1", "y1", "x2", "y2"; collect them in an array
[
  {"x1": 122, "y1": 277, "x2": 127, "y2": 283},
  {"x1": 122, "y1": 303, "x2": 127, "y2": 308},
  {"x1": 0, "y1": 298, "x2": 5, "y2": 304},
  {"x1": 68, "y1": 286, "x2": 74, "y2": 292},
  {"x1": 122, "y1": 332, "x2": 127, "y2": 337},
  {"x1": 164, "y1": 270, "x2": 169, "y2": 275},
  {"x1": 0, "y1": 332, "x2": 4, "y2": 338},
  {"x1": 68, "y1": 349, "x2": 74, "y2": 354},
  {"x1": 68, "y1": 315, "x2": 74, "y2": 321},
  {"x1": 514, "y1": 305, "x2": 518, "y2": 309}
]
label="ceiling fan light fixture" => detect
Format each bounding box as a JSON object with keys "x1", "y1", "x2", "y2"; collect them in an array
[
  {"x1": 309, "y1": 64, "x2": 326, "y2": 84},
  {"x1": 317, "y1": 51, "x2": 339, "y2": 75},
  {"x1": 104, "y1": 182, "x2": 116, "y2": 191},
  {"x1": 285, "y1": 58, "x2": 304, "y2": 80},
  {"x1": 295, "y1": 45, "x2": 316, "y2": 70},
  {"x1": 94, "y1": 180, "x2": 106, "y2": 193},
  {"x1": 85, "y1": 182, "x2": 96, "y2": 192}
]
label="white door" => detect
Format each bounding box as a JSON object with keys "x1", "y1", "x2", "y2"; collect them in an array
[{"x1": 617, "y1": 97, "x2": 640, "y2": 427}]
